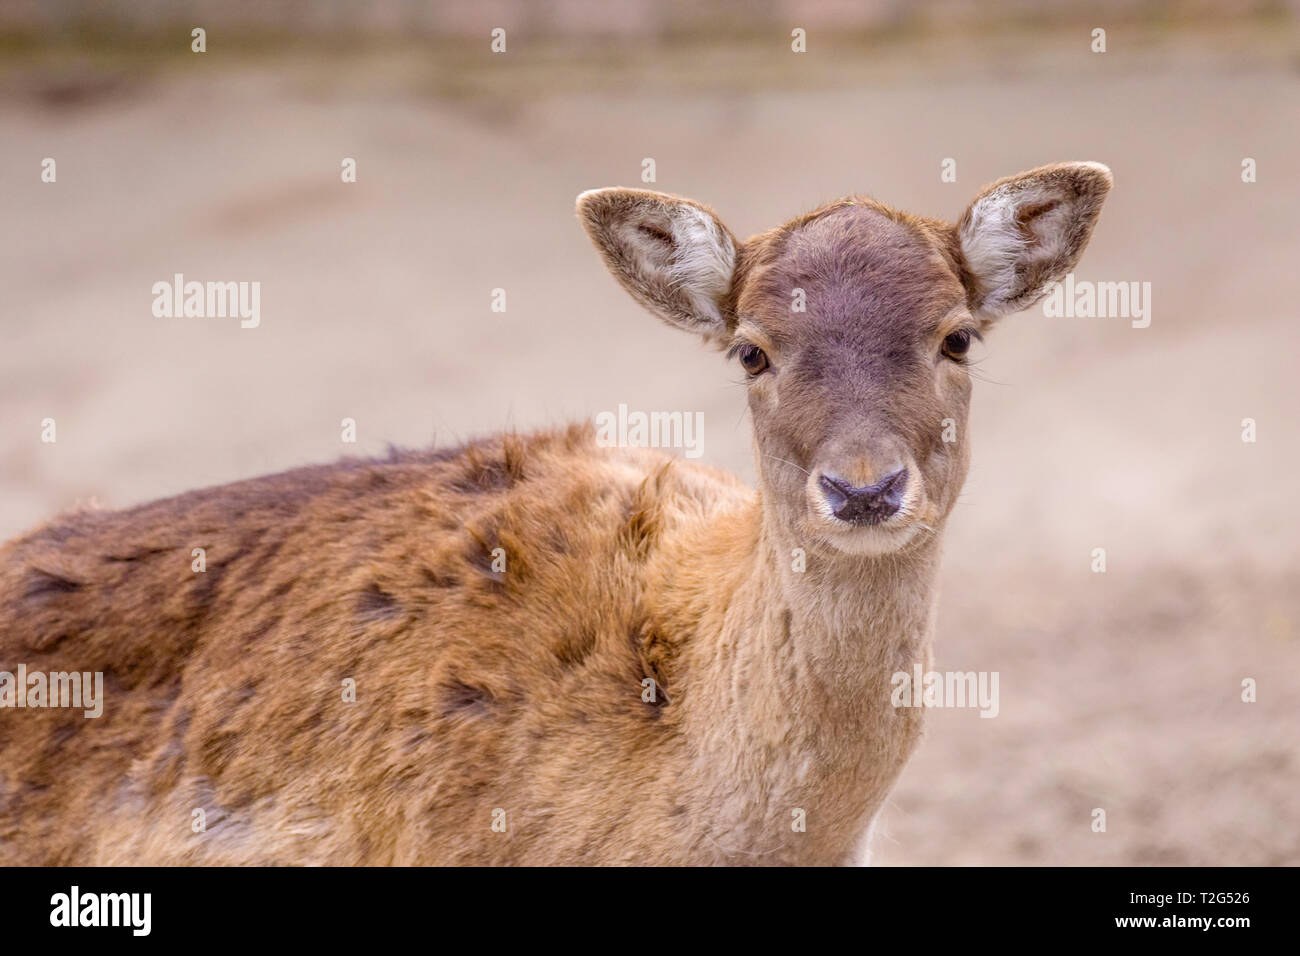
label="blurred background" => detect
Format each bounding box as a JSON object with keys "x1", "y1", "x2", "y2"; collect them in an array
[{"x1": 2, "y1": 1, "x2": 1298, "y2": 864}]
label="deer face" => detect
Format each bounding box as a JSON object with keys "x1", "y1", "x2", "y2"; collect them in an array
[{"x1": 578, "y1": 163, "x2": 1111, "y2": 555}]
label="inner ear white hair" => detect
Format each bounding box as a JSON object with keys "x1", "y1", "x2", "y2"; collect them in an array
[
  {"x1": 958, "y1": 162, "x2": 1112, "y2": 321},
  {"x1": 665, "y1": 204, "x2": 735, "y2": 328},
  {"x1": 576, "y1": 188, "x2": 737, "y2": 343}
]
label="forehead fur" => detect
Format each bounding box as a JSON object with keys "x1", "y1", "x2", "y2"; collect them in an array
[{"x1": 731, "y1": 199, "x2": 969, "y2": 341}]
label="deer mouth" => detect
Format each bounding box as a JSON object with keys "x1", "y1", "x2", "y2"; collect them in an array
[{"x1": 819, "y1": 518, "x2": 923, "y2": 556}]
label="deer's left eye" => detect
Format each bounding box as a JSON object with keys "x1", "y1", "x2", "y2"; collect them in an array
[
  {"x1": 737, "y1": 344, "x2": 770, "y2": 376},
  {"x1": 941, "y1": 329, "x2": 973, "y2": 362}
]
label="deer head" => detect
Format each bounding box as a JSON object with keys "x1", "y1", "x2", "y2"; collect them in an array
[{"x1": 578, "y1": 163, "x2": 1111, "y2": 556}]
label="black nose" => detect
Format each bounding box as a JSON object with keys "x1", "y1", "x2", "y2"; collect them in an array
[{"x1": 819, "y1": 468, "x2": 908, "y2": 525}]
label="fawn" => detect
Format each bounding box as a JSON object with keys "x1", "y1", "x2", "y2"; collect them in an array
[{"x1": 0, "y1": 163, "x2": 1110, "y2": 864}]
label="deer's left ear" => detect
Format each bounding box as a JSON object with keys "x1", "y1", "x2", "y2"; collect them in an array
[{"x1": 957, "y1": 162, "x2": 1112, "y2": 322}]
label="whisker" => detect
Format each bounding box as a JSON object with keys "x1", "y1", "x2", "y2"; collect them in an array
[
  {"x1": 964, "y1": 360, "x2": 1011, "y2": 387},
  {"x1": 766, "y1": 455, "x2": 811, "y2": 477}
]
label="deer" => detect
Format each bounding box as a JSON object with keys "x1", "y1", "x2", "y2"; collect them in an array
[{"x1": 0, "y1": 163, "x2": 1110, "y2": 865}]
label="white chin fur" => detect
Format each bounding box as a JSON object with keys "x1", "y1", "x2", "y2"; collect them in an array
[{"x1": 820, "y1": 521, "x2": 920, "y2": 556}]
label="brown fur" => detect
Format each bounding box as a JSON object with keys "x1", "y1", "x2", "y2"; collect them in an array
[{"x1": 0, "y1": 164, "x2": 1110, "y2": 865}]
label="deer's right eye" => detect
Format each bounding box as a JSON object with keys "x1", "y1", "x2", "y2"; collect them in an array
[{"x1": 737, "y1": 344, "x2": 770, "y2": 376}]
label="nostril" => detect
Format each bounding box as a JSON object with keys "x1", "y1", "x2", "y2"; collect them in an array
[
  {"x1": 875, "y1": 467, "x2": 908, "y2": 502},
  {"x1": 818, "y1": 474, "x2": 852, "y2": 513},
  {"x1": 819, "y1": 467, "x2": 909, "y2": 525}
]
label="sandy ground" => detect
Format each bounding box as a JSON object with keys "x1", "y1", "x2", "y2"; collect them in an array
[{"x1": 2, "y1": 26, "x2": 1298, "y2": 864}]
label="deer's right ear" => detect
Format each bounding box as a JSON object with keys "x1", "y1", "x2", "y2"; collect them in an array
[{"x1": 577, "y1": 188, "x2": 736, "y2": 344}]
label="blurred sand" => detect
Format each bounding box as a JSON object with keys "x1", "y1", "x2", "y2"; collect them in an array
[{"x1": 1, "y1": 24, "x2": 1297, "y2": 864}]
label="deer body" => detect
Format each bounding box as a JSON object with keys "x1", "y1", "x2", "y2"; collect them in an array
[
  {"x1": 0, "y1": 164, "x2": 1110, "y2": 864},
  {"x1": 1, "y1": 432, "x2": 928, "y2": 865}
]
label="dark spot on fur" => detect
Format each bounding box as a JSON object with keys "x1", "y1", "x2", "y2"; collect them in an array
[
  {"x1": 199, "y1": 730, "x2": 239, "y2": 776},
  {"x1": 622, "y1": 498, "x2": 658, "y2": 553},
  {"x1": 555, "y1": 626, "x2": 597, "y2": 667},
  {"x1": 501, "y1": 435, "x2": 528, "y2": 483},
  {"x1": 421, "y1": 566, "x2": 460, "y2": 589},
  {"x1": 547, "y1": 525, "x2": 571, "y2": 556},
  {"x1": 188, "y1": 547, "x2": 248, "y2": 620},
  {"x1": 447, "y1": 438, "x2": 527, "y2": 494},
  {"x1": 622, "y1": 465, "x2": 672, "y2": 557},
  {"x1": 258, "y1": 537, "x2": 284, "y2": 564},
  {"x1": 103, "y1": 545, "x2": 174, "y2": 563},
  {"x1": 237, "y1": 614, "x2": 281, "y2": 648},
  {"x1": 440, "y1": 680, "x2": 494, "y2": 719},
  {"x1": 463, "y1": 525, "x2": 506, "y2": 589},
  {"x1": 47, "y1": 723, "x2": 79, "y2": 749},
  {"x1": 404, "y1": 728, "x2": 432, "y2": 752},
  {"x1": 629, "y1": 618, "x2": 673, "y2": 707},
  {"x1": 356, "y1": 582, "x2": 402, "y2": 621},
  {"x1": 295, "y1": 702, "x2": 327, "y2": 733},
  {"x1": 23, "y1": 568, "x2": 82, "y2": 600},
  {"x1": 450, "y1": 456, "x2": 511, "y2": 495},
  {"x1": 30, "y1": 523, "x2": 79, "y2": 546}
]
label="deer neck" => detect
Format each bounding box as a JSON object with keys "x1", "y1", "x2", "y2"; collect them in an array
[
  {"x1": 664, "y1": 487, "x2": 942, "y2": 859},
  {"x1": 724, "y1": 494, "x2": 939, "y2": 730},
  {"x1": 763, "y1": 502, "x2": 940, "y2": 683}
]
